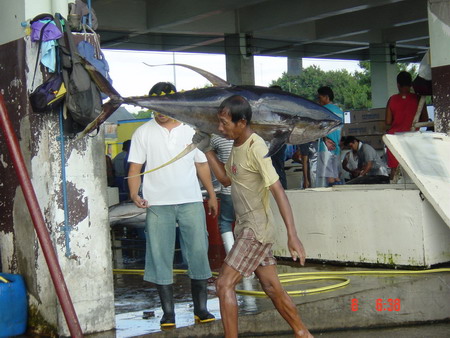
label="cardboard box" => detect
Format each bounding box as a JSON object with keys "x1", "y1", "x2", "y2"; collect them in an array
[
  {"x1": 342, "y1": 120, "x2": 387, "y2": 136},
  {"x1": 357, "y1": 135, "x2": 385, "y2": 150},
  {"x1": 350, "y1": 108, "x2": 386, "y2": 123}
]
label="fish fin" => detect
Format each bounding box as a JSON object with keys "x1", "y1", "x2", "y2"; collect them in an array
[
  {"x1": 126, "y1": 143, "x2": 198, "y2": 178},
  {"x1": 265, "y1": 130, "x2": 292, "y2": 158},
  {"x1": 143, "y1": 62, "x2": 231, "y2": 87},
  {"x1": 79, "y1": 55, "x2": 122, "y2": 99},
  {"x1": 75, "y1": 100, "x2": 122, "y2": 140}
]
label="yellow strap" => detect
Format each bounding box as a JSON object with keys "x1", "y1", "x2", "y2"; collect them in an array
[{"x1": 0, "y1": 276, "x2": 10, "y2": 283}]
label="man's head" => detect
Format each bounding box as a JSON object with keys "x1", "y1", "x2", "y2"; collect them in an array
[
  {"x1": 342, "y1": 136, "x2": 359, "y2": 152},
  {"x1": 396, "y1": 71, "x2": 412, "y2": 94},
  {"x1": 149, "y1": 82, "x2": 177, "y2": 124},
  {"x1": 317, "y1": 86, "x2": 334, "y2": 105},
  {"x1": 123, "y1": 139, "x2": 131, "y2": 152},
  {"x1": 217, "y1": 95, "x2": 252, "y2": 140}
]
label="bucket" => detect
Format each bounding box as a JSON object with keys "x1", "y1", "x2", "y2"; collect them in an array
[{"x1": 0, "y1": 273, "x2": 27, "y2": 337}]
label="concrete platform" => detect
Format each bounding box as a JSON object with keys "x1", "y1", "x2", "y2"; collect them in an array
[{"x1": 89, "y1": 261, "x2": 450, "y2": 337}]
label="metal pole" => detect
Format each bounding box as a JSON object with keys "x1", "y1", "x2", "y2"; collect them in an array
[{"x1": 0, "y1": 95, "x2": 83, "y2": 338}]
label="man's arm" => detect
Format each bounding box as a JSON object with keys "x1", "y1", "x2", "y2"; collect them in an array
[
  {"x1": 419, "y1": 103, "x2": 429, "y2": 122},
  {"x1": 128, "y1": 162, "x2": 148, "y2": 208},
  {"x1": 301, "y1": 154, "x2": 310, "y2": 188},
  {"x1": 204, "y1": 151, "x2": 232, "y2": 187},
  {"x1": 359, "y1": 161, "x2": 373, "y2": 176},
  {"x1": 269, "y1": 180, "x2": 306, "y2": 265},
  {"x1": 195, "y1": 161, "x2": 218, "y2": 217},
  {"x1": 385, "y1": 99, "x2": 393, "y2": 129}
]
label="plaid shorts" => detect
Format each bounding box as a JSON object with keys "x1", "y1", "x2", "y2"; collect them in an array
[{"x1": 224, "y1": 228, "x2": 276, "y2": 277}]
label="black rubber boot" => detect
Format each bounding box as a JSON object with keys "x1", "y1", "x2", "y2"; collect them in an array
[
  {"x1": 156, "y1": 284, "x2": 175, "y2": 328},
  {"x1": 191, "y1": 279, "x2": 215, "y2": 323}
]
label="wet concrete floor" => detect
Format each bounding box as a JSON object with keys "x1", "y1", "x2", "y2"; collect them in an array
[
  {"x1": 97, "y1": 226, "x2": 450, "y2": 337},
  {"x1": 107, "y1": 258, "x2": 450, "y2": 338}
]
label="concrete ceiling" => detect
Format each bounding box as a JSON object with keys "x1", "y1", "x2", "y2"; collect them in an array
[{"x1": 93, "y1": 0, "x2": 429, "y2": 62}]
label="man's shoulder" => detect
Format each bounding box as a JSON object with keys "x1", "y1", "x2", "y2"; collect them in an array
[
  {"x1": 361, "y1": 142, "x2": 376, "y2": 153},
  {"x1": 248, "y1": 134, "x2": 269, "y2": 156}
]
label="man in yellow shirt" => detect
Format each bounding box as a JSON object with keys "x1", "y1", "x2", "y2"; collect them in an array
[{"x1": 194, "y1": 95, "x2": 312, "y2": 338}]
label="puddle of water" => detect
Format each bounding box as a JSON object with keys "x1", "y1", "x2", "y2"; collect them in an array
[{"x1": 115, "y1": 298, "x2": 221, "y2": 337}]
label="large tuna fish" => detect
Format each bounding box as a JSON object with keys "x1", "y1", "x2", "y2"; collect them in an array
[{"x1": 79, "y1": 62, "x2": 342, "y2": 157}]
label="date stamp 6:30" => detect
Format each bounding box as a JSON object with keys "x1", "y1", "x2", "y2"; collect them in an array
[{"x1": 351, "y1": 298, "x2": 401, "y2": 312}]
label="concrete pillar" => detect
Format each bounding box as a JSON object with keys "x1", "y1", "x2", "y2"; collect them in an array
[
  {"x1": 287, "y1": 57, "x2": 303, "y2": 76},
  {"x1": 428, "y1": 0, "x2": 450, "y2": 133},
  {"x1": 369, "y1": 43, "x2": 398, "y2": 108},
  {"x1": 224, "y1": 33, "x2": 255, "y2": 85},
  {"x1": 0, "y1": 0, "x2": 115, "y2": 335}
]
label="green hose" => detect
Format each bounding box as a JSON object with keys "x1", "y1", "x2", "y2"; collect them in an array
[{"x1": 113, "y1": 267, "x2": 450, "y2": 296}]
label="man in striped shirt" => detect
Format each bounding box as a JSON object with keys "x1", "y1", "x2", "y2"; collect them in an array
[{"x1": 210, "y1": 135, "x2": 235, "y2": 253}]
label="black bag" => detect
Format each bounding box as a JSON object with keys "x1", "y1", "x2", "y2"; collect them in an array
[
  {"x1": 29, "y1": 73, "x2": 66, "y2": 112},
  {"x1": 56, "y1": 14, "x2": 102, "y2": 130},
  {"x1": 29, "y1": 15, "x2": 65, "y2": 113}
]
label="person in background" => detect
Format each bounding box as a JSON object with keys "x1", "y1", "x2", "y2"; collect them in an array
[
  {"x1": 194, "y1": 95, "x2": 312, "y2": 338},
  {"x1": 127, "y1": 82, "x2": 217, "y2": 328},
  {"x1": 341, "y1": 136, "x2": 359, "y2": 182},
  {"x1": 105, "y1": 154, "x2": 115, "y2": 187},
  {"x1": 342, "y1": 136, "x2": 389, "y2": 184},
  {"x1": 316, "y1": 86, "x2": 344, "y2": 187},
  {"x1": 113, "y1": 139, "x2": 131, "y2": 201},
  {"x1": 385, "y1": 71, "x2": 428, "y2": 180},
  {"x1": 210, "y1": 135, "x2": 236, "y2": 253},
  {"x1": 269, "y1": 85, "x2": 288, "y2": 189},
  {"x1": 293, "y1": 142, "x2": 318, "y2": 189}
]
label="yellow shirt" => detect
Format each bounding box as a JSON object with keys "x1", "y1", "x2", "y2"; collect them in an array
[{"x1": 225, "y1": 133, "x2": 279, "y2": 244}]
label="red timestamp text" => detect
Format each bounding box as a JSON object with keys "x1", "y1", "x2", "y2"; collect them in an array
[{"x1": 351, "y1": 298, "x2": 401, "y2": 312}]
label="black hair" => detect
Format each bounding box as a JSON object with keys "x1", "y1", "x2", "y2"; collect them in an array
[
  {"x1": 396, "y1": 71, "x2": 412, "y2": 87},
  {"x1": 219, "y1": 95, "x2": 252, "y2": 124},
  {"x1": 122, "y1": 139, "x2": 131, "y2": 152},
  {"x1": 149, "y1": 82, "x2": 177, "y2": 96},
  {"x1": 342, "y1": 136, "x2": 359, "y2": 146},
  {"x1": 317, "y1": 86, "x2": 334, "y2": 101}
]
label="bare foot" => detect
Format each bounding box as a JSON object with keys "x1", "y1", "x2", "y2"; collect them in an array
[{"x1": 295, "y1": 329, "x2": 314, "y2": 338}]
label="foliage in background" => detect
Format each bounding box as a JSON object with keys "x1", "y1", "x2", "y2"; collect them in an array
[
  {"x1": 271, "y1": 62, "x2": 418, "y2": 111},
  {"x1": 133, "y1": 110, "x2": 153, "y2": 119}
]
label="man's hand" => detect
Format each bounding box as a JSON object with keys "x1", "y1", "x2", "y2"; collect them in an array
[
  {"x1": 206, "y1": 196, "x2": 218, "y2": 218},
  {"x1": 303, "y1": 178, "x2": 310, "y2": 189},
  {"x1": 192, "y1": 131, "x2": 212, "y2": 153},
  {"x1": 287, "y1": 235, "x2": 307, "y2": 266},
  {"x1": 324, "y1": 137, "x2": 336, "y2": 151},
  {"x1": 131, "y1": 194, "x2": 148, "y2": 209}
]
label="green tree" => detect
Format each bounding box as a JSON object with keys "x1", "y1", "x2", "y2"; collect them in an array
[
  {"x1": 271, "y1": 65, "x2": 372, "y2": 110},
  {"x1": 133, "y1": 110, "x2": 153, "y2": 119},
  {"x1": 271, "y1": 61, "x2": 420, "y2": 111}
]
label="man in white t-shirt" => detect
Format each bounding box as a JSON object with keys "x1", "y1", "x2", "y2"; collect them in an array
[{"x1": 127, "y1": 82, "x2": 218, "y2": 328}]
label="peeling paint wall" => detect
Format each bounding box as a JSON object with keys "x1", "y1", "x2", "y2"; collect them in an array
[{"x1": 0, "y1": 34, "x2": 114, "y2": 335}]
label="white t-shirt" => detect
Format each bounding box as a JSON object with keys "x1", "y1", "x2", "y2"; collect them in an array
[{"x1": 128, "y1": 119, "x2": 206, "y2": 205}]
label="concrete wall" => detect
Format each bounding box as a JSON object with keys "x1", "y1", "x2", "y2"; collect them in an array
[
  {"x1": 271, "y1": 186, "x2": 450, "y2": 267},
  {"x1": 0, "y1": 18, "x2": 114, "y2": 338},
  {"x1": 0, "y1": 0, "x2": 69, "y2": 46}
]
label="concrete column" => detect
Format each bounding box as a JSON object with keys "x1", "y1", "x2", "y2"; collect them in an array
[
  {"x1": 369, "y1": 43, "x2": 398, "y2": 108},
  {"x1": 287, "y1": 57, "x2": 303, "y2": 76},
  {"x1": 428, "y1": 0, "x2": 450, "y2": 133},
  {"x1": 224, "y1": 33, "x2": 255, "y2": 85},
  {"x1": 0, "y1": 1, "x2": 115, "y2": 335}
]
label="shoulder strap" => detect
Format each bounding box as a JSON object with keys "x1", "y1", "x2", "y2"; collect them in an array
[{"x1": 31, "y1": 20, "x2": 53, "y2": 89}]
